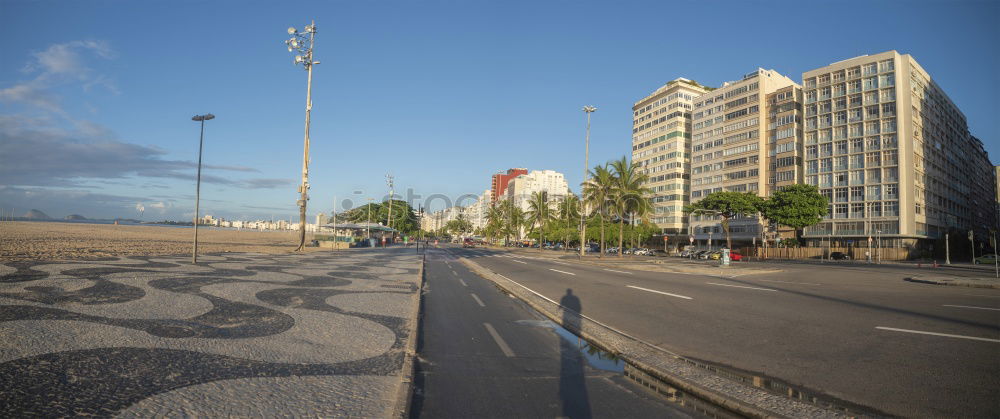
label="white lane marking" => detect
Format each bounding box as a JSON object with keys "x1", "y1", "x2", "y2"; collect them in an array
[
  {"x1": 451, "y1": 269, "x2": 458, "y2": 276},
  {"x1": 750, "y1": 278, "x2": 821, "y2": 285},
  {"x1": 627, "y1": 285, "x2": 692, "y2": 300},
  {"x1": 604, "y1": 268, "x2": 632, "y2": 274},
  {"x1": 459, "y1": 278, "x2": 468, "y2": 287},
  {"x1": 706, "y1": 282, "x2": 777, "y2": 292},
  {"x1": 943, "y1": 304, "x2": 1000, "y2": 311},
  {"x1": 512, "y1": 260, "x2": 527, "y2": 264},
  {"x1": 483, "y1": 322, "x2": 516, "y2": 357},
  {"x1": 875, "y1": 326, "x2": 1000, "y2": 343},
  {"x1": 549, "y1": 268, "x2": 576, "y2": 276},
  {"x1": 470, "y1": 293, "x2": 486, "y2": 307}
]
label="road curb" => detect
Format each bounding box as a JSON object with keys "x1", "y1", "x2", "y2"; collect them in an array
[
  {"x1": 457, "y1": 253, "x2": 848, "y2": 419},
  {"x1": 393, "y1": 251, "x2": 425, "y2": 418},
  {"x1": 904, "y1": 276, "x2": 1000, "y2": 289}
]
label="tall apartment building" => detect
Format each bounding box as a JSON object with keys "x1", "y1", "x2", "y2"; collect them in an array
[
  {"x1": 491, "y1": 168, "x2": 527, "y2": 202},
  {"x1": 631, "y1": 78, "x2": 711, "y2": 236},
  {"x1": 506, "y1": 169, "x2": 570, "y2": 212},
  {"x1": 801, "y1": 50, "x2": 996, "y2": 247},
  {"x1": 689, "y1": 69, "x2": 798, "y2": 247}
]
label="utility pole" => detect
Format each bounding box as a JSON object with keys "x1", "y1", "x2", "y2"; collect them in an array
[
  {"x1": 386, "y1": 174, "x2": 394, "y2": 242},
  {"x1": 332, "y1": 195, "x2": 337, "y2": 251},
  {"x1": 945, "y1": 232, "x2": 951, "y2": 265},
  {"x1": 969, "y1": 230, "x2": 975, "y2": 264},
  {"x1": 579, "y1": 105, "x2": 596, "y2": 259},
  {"x1": 190, "y1": 113, "x2": 215, "y2": 264},
  {"x1": 285, "y1": 21, "x2": 319, "y2": 251}
]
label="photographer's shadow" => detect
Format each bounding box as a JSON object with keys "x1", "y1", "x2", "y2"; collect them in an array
[{"x1": 558, "y1": 288, "x2": 591, "y2": 419}]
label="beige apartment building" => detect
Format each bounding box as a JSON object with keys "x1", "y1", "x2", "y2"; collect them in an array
[
  {"x1": 631, "y1": 78, "x2": 711, "y2": 237},
  {"x1": 688, "y1": 69, "x2": 798, "y2": 248},
  {"x1": 801, "y1": 50, "x2": 996, "y2": 249}
]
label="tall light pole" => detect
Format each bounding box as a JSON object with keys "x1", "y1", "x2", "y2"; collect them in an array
[
  {"x1": 191, "y1": 113, "x2": 215, "y2": 264},
  {"x1": 579, "y1": 105, "x2": 596, "y2": 259},
  {"x1": 286, "y1": 21, "x2": 319, "y2": 251},
  {"x1": 386, "y1": 174, "x2": 395, "y2": 240},
  {"x1": 367, "y1": 197, "x2": 373, "y2": 245}
]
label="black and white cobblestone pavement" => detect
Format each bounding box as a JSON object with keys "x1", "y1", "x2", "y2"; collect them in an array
[{"x1": 0, "y1": 249, "x2": 421, "y2": 417}]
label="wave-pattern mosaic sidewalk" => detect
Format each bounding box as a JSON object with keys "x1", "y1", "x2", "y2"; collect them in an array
[{"x1": 0, "y1": 250, "x2": 421, "y2": 417}]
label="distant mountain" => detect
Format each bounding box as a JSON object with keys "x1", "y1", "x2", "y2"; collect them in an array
[
  {"x1": 22, "y1": 209, "x2": 52, "y2": 220},
  {"x1": 65, "y1": 214, "x2": 88, "y2": 220}
]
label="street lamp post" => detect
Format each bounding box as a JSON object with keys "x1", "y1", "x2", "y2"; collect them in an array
[
  {"x1": 285, "y1": 21, "x2": 319, "y2": 251},
  {"x1": 579, "y1": 105, "x2": 596, "y2": 259},
  {"x1": 367, "y1": 198, "x2": 373, "y2": 246},
  {"x1": 191, "y1": 113, "x2": 215, "y2": 264},
  {"x1": 386, "y1": 174, "x2": 394, "y2": 242}
]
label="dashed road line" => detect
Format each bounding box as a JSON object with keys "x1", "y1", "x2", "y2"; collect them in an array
[
  {"x1": 750, "y1": 278, "x2": 821, "y2": 285},
  {"x1": 875, "y1": 326, "x2": 1000, "y2": 343},
  {"x1": 943, "y1": 304, "x2": 1000, "y2": 311},
  {"x1": 470, "y1": 293, "x2": 486, "y2": 307},
  {"x1": 458, "y1": 278, "x2": 468, "y2": 287},
  {"x1": 549, "y1": 268, "x2": 576, "y2": 276},
  {"x1": 706, "y1": 282, "x2": 777, "y2": 292},
  {"x1": 512, "y1": 260, "x2": 527, "y2": 264},
  {"x1": 603, "y1": 268, "x2": 631, "y2": 274},
  {"x1": 483, "y1": 322, "x2": 515, "y2": 357},
  {"x1": 626, "y1": 285, "x2": 692, "y2": 300}
]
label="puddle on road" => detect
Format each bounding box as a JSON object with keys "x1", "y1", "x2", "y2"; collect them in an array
[{"x1": 515, "y1": 319, "x2": 624, "y2": 372}]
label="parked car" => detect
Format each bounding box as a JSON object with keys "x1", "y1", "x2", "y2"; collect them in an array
[
  {"x1": 463, "y1": 238, "x2": 476, "y2": 248},
  {"x1": 696, "y1": 250, "x2": 712, "y2": 259},
  {"x1": 830, "y1": 251, "x2": 851, "y2": 260},
  {"x1": 679, "y1": 249, "x2": 693, "y2": 258},
  {"x1": 728, "y1": 251, "x2": 742, "y2": 261},
  {"x1": 974, "y1": 254, "x2": 997, "y2": 264}
]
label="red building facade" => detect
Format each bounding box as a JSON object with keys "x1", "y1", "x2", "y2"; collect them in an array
[{"x1": 490, "y1": 168, "x2": 528, "y2": 202}]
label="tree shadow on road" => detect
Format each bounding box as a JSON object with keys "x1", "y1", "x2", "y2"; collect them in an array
[{"x1": 559, "y1": 288, "x2": 592, "y2": 419}]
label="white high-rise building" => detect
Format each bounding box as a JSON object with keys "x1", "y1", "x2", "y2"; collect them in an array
[{"x1": 505, "y1": 170, "x2": 570, "y2": 212}]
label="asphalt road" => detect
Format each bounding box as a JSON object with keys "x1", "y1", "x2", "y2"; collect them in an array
[
  {"x1": 446, "y1": 245, "x2": 1000, "y2": 418},
  {"x1": 410, "y1": 248, "x2": 694, "y2": 418}
]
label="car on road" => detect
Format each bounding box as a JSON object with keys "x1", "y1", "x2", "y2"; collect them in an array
[
  {"x1": 974, "y1": 254, "x2": 997, "y2": 264},
  {"x1": 463, "y1": 238, "x2": 476, "y2": 248},
  {"x1": 830, "y1": 251, "x2": 851, "y2": 260}
]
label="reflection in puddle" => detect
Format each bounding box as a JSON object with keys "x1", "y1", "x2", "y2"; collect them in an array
[{"x1": 515, "y1": 319, "x2": 623, "y2": 372}]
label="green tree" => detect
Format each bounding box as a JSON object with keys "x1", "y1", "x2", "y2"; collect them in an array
[
  {"x1": 610, "y1": 157, "x2": 653, "y2": 258},
  {"x1": 584, "y1": 163, "x2": 615, "y2": 257},
  {"x1": 445, "y1": 213, "x2": 473, "y2": 236},
  {"x1": 341, "y1": 199, "x2": 419, "y2": 235},
  {"x1": 557, "y1": 194, "x2": 581, "y2": 250},
  {"x1": 685, "y1": 191, "x2": 764, "y2": 250},
  {"x1": 525, "y1": 191, "x2": 553, "y2": 247},
  {"x1": 484, "y1": 203, "x2": 504, "y2": 244},
  {"x1": 760, "y1": 184, "x2": 828, "y2": 244}
]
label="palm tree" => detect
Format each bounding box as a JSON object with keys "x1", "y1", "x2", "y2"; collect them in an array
[
  {"x1": 557, "y1": 194, "x2": 580, "y2": 251},
  {"x1": 611, "y1": 157, "x2": 653, "y2": 258},
  {"x1": 583, "y1": 163, "x2": 615, "y2": 258},
  {"x1": 525, "y1": 191, "x2": 552, "y2": 248},
  {"x1": 485, "y1": 203, "x2": 504, "y2": 244}
]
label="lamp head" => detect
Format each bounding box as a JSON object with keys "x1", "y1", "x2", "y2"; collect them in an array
[
  {"x1": 204, "y1": 114, "x2": 215, "y2": 121},
  {"x1": 287, "y1": 27, "x2": 297, "y2": 35}
]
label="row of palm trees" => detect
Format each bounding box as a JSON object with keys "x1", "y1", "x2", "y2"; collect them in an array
[{"x1": 482, "y1": 156, "x2": 653, "y2": 258}]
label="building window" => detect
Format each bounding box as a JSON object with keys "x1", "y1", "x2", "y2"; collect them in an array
[{"x1": 850, "y1": 186, "x2": 864, "y2": 200}]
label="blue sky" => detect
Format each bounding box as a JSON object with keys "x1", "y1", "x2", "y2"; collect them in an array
[{"x1": 1, "y1": 0, "x2": 997, "y2": 221}]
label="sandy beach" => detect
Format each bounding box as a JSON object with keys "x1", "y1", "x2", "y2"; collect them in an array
[{"x1": 0, "y1": 222, "x2": 325, "y2": 262}]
